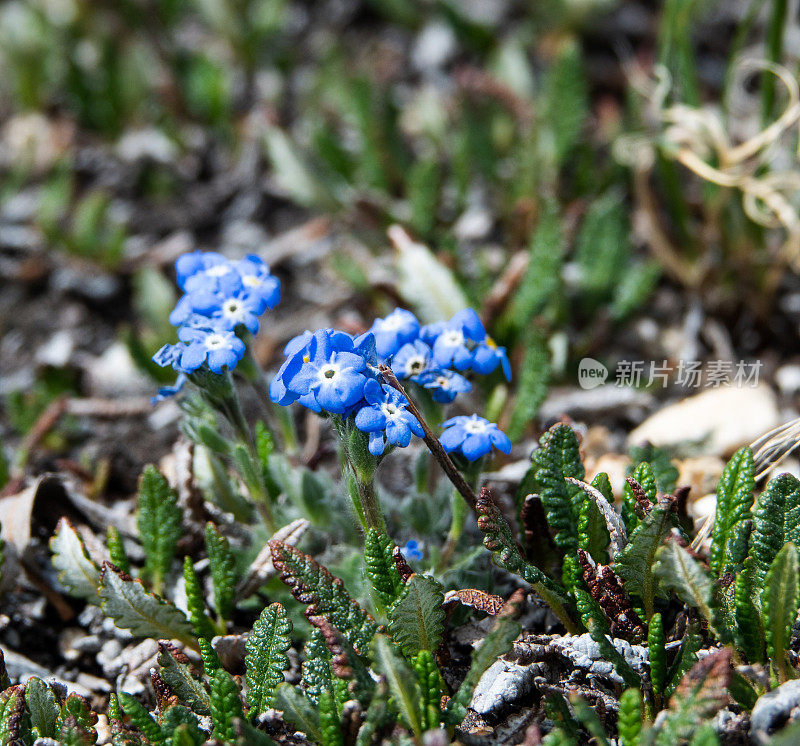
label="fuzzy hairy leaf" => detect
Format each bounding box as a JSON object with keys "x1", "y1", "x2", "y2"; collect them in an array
[
  {"x1": 50, "y1": 518, "x2": 101, "y2": 603},
  {"x1": 476, "y1": 488, "x2": 576, "y2": 632},
  {"x1": 157, "y1": 645, "x2": 210, "y2": 715},
  {"x1": 99, "y1": 564, "x2": 195, "y2": 645},
  {"x1": 269, "y1": 540, "x2": 379, "y2": 653},
  {"x1": 209, "y1": 668, "x2": 243, "y2": 743},
  {"x1": 245, "y1": 603, "x2": 292, "y2": 715},
  {"x1": 747, "y1": 474, "x2": 800, "y2": 588},
  {"x1": 388, "y1": 574, "x2": 445, "y2": 656},
  {"x1": 652, "y1": 650, "x2": 731, "y2": 746},
  {"x1": 364, "y1": 529, "x2": 403, "y2": 611},
  {"x1": 614, "y1": 505, "x2": 676, "y2": 618},
  {"x1": 709, "y1": 447, "x2": 755, "y2": 576},
  {"x1": 119, "y1": 692, "x2": 164, "y2": 743},
  {"x1": 205, "y1": 523, "x2": 237, "y2": 623},
  {"x1": 724, "y1": 518, "x2": 752, "y2": 574},
  {"x1": 762, "y1": 542, "x2": 799, "y2": 681},
  {"x1": 653, "y1": 540, "x2": 714, "y2": 628},
  {"x1": 618, "y1": 688, "x2": 642, "y2": 746},
  {"x1": 25, "y1": 677, "x2": 58, "y2": 738},
  {"x1": 274, "y1": 684, "x2": 323, "y2": 743},
  {"x1": 138, "y1": 465, "x2": 183, "y2": 592},
  {"x1": 371, "y1": 634, "x2": 423, "y2": 739},
  {"x1": 532, "y1": 424, "x2": 585, "y2": 555},
  {"x1": 622, "y1": 462, "x2": 656, "y2": 534},
  {"x1": 734, "y1": 570, "x2": 764, "y2": 663}
]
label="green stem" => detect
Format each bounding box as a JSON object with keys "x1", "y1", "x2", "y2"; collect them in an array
[{"x1": 437, "y1": 490, "x2": 468, "y2": 573}]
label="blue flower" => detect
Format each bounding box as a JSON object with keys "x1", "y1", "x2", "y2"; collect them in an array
[
  {"x1": 430, "y1": 308, "x2": 486, "y2": 370},
  {"x1": 176, "y1": 251, "x2": 234, "y2": 291},
  {"x1": 235, "y1": 255, "x2": 281, "y2": 308},
  {"x1": 153, "y1": 342, "x2": 185, "y2": 370},
  {"x1": 211, "y1": 292, "x2": 267, "y2": 335},
  {"x1": 403, "y1": 540, "x2": 424, "y2": 561},
  {"x1": 471, "y1": 340, "x2": 512, "y2": 380},
  {"x1": 415, "y1": 368, "x2": 472, "y2": 403},
  {"x1": 439, "y1": 415, "x2": 512, "y2": 461},
  {"x1": 369, "y1": 309, "x2": 421, "y2": 360},
  {"x1": 269, "y1": 330, "x2": 314, "y2": 406},
  {"x1": 354, "y1": 379, "x2": 423, "y2": 455},
  {"x1": 282, "y1": 330, "x2": 370, "y2": 414},
  {"x1": 151, "y1": 373, "x2": 187, "y2": 403},
  {"x1": 391, "y1": 340, "x2": 432, "y2": 379},
  {"x1": 176, "y1": 326, "x2": 246, "y2": 374}
]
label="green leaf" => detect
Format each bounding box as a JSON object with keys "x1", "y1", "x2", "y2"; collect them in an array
[
  {"x1": 622, "y1": 462, "x2": 656, "y2": 534},
  {"x1": 301, "y1": 629, "x2": 348, "y2": 709},
  {"x1": 182, "y1": 557, "x2": 215, "y2": 641},
  {"x1": 137, "y1": 465, "x2": 183, "y2": 593},
  {"x1": 209, "y1": 668, "x2": 244, "y2": 743},
  {"x1": 733, "y1": 569, "x2": 764, "y2": 663},
  {"x1": 762, "y1": 542, "x2": 799, "y2": 681},
  {"x1": 543, "y1": 38, "x2": 588, "y2": 167},
  {"x1": 245, "y1": 603, "x2": 292, "y2": 715},
  {"x1": 709, "y1": 447, "x2": 755, "y2": 576},
  {"x1": 25, "y1": 678, "x2": 59, "y2": 738},
  {"x1": 205, "y1": 523, "x2": 237, "y2": 624},
  {"x1": 98, "y1": 564, "x2": 195, "y2": 645},
  {"x1": 274, "y1": 684, "x2": 322, "y2": 743},
  {"x1": 318, "y1": 688, "x2": 344, "y2": 746},
  {"x1": 617, "y1": 688, "x2": 642, "y2": 746},
  {"x1": 653, "y1": 540, "x2": 715, "y2": 629},
  {"x1": 157, "y1": 645, "x2": 210, "y2": 715},
  {"x1": 747, "y1": 473, "x2": 800, "y2": 588},
  {"x1": 531, "y1": 423, "x2": 585, "y2": 557},
  {"x1": 689, "y1": 724, "x2": 720, "y2": 746},
  {"x1": 610, "y1": 260, "x2": 661, "y2": 322},
  {"x1": 614, "y1": 505, "x2": 676, "y2": 619},
  {"x1": 653, "y1": 650, "x2": 731, "y2": 746},
  {"x1": 628, "y1": 444, "x2": 679, "y2": 494},
  {"x1": 665, "y1": 622, "x2": 702, "y2": 697},
  {"x1": 388, "y1": 574, "x2": 445, "y2": 656},
  {"x1": 364, "y1": 529, "x2": 404, "y2": 612},
  {"x1": 269, "y1": 540, "x2": 379, "y2": 654},
  {"x1": 119, "y1": 691, "x2": 165, "y2": 744},
  {"x1": 507, "y1": 329, "x2": 551, "y2": 441},
  {"x1": 56, "y1": 694, "x2": 97, "y2": 744},
  {"x1": 648, "y1": 613, "x2": 667, "y2": 697},
  {"x1": 160, "y1": 705, "x2": 204, "y2": 745},
  {"x1": 371, "y1": 634, "x2": 423, "y2": 739},
  {"x1": 569, "y1": 694, "x2": 612, "y2": 746},
  {"x1": 577, "y1": 478, "x2": 613, "y2": 563},
  {"x1": 106, "y1": 526, "x2": 130, "y2": 576},
  {"x1": 50, "y1": 518, "x2": 101, "y2": 603},
  {"x1": 413, "y1": 650, "x2": 443, "y2": 731}
]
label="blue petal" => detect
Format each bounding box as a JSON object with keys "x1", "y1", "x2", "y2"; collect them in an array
[
  {"x1": 355, "y1": 406, "x2": 386, "y2": 432},
  {"x1": 439, "y1": 427, "x2": 464, "y2": 451},
  {"x1": 461, "y1": 433, "x2": 490, "y2": 461},
  {"x1": 368, "y1": 431, "x2": 386, "y2": 455},
  {"x1": 180, "y1": 343, "x2": 207, "y2": 372}
]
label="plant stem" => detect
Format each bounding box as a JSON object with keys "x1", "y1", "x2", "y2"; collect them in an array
[{"x1": 437, "y1": 489, "x2": 468, "y2": 573}]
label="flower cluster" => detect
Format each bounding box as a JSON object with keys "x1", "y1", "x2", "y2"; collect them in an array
[
  {"x1": 153, "y1": 251, "x2": 280, "y2": 378},
  {"x1": 270, "y1": 308, "x2": 512, "y2": 459}
]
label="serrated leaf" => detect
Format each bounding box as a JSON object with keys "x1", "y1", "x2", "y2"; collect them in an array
[
  {"x1": 205, "y1": 523, "x2": 237, "y2": 623},
  {"x1": 25, "y1": 677, "x2": 59, "y2": 738},
  {"x1": 507, "y1": 329, "x2": 551, "y2": 442},
  {"x1": 50, "y1": 519, "x2": 100, "y2": 603},
  {"x1": 709, "y1": 447, "x2": 755, "y2": 576},
  {"x1": 364, "y1": 529, "x2": 404, "y2": 612},
  {"x1": 734, "y1": 569, "x2": 764, "y2": 663},
  {"x1": 137, "y1": 465, "x2": 183, "y2": 593},
  {"x1": 614, "y1": 505, "x2": 676, "y2": 619},
  {"x1": 301, "y1": 629, "x2": 347, "y2": 709},
  {"x1": 371, "y1": 634, "x2": 423, "y2": 739},
  {"x1": 746, "y1": 474, "x2": 800, "y2": 588},
  {"x1": 653, "y1": 540, "x2": 714, "y2": 627},
  {"x1": 99, "y1": 564, "x2": 195, "y2": 645},
  {"x1": 119, "y1": 691, "x2": 164, "y2": 744},
  {"x1": 157, "y1": 646, "x2": 210, "y2": 715},
  {"x1": 274, "y1": 683, "x2": 322, "y2": 743},
  {"x1": 245, "y1": 603, "x2": 292, "y2": 715},
  {"x1": 388, "y1": 574, "x2": 445, "y2": 656},
  {"x1": 762, "y1": 542, "x2": 799, "y2": 682},
  {"x1": 543, "y1": 38, "x2": 588, "y2": 167},
  {"x1": 209, "y1": 668, "x2": 243, "y2": 743},
  {"x1": 160, "y1": 705, "x2": 204, "y2": 744},
  {"x1": 622, "y1": 462, "x2": 656, "y2": 534}
]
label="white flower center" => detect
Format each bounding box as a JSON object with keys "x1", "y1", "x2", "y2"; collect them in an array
[
  {"x1": 442, "y1": 330, "x2": 464, "y2": 346},
  {"x1": 405, "y1": 355, "x2": 426, "y2": 376},
  {"x1": 379, "y1": 314, "x2": 406, "y2": 331},
  {"x1": 205, "y1": 333, "x2": 229, "y2": 350},
  {"x1": 242, "y1": 274, "x2": 262, "y2": 288},
  {"x1": 463, "y1": 419, "x2": 487, "y2": 434},
  {"x1": 222, "y1": 299, "x2": 245, "y2": 320},
  {"x1": 435, "y1": 376, "x2": 450, "y2": 388},
  {"x1": 206, "y1": 264, "x2": 232, "y2": 278},
  {"x1": 380, "y1": 402, "x2": 403, "y2": 420},
  {"x1": 319, "y1": 364, "x2": 340, "y2": 381}
]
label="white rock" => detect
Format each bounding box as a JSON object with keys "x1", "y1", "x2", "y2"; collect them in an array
[
  {"x1": 627, "y1": 385, "x2": 780, "y2": 456},
  {"x1": 776, "y1": 364, "x2": 800, "y2": 395},
  {"x1": 35, "y1": 330, "x2": 74, "y2": 367},
  {"x1": 411, "y1": 21, "x2": 456, "y2": 72}
]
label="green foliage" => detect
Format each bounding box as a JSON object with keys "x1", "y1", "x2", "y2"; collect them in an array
[
  {"x1": 106, "y1": 526, "x2": 130, "y2": 576},
  {"x1": 577, "y1": 477, "x2": 612, "y2": 564},
  {"x1": 371, "y1": 634, "x2": 423, "y2": 739},
  {"x1": 364, "y1": 529, "x2": 404, "y2": 612},
  {"x1": 137, "y1": 465, "x2": 183, "y2": 593},
  {"x1": 25, "y1": 678, "x2": 58, "y2": 739},
  {"x1": 274, "y1": 684, "x2": 323, "y2": 743},
  {"x1": 157, "y1": 646, "x2": 210, "y2": 716},
  {"x1": 318, "y1": 688, "x2": 344, "y2": 746},
  {"x1": 119, "y1": 691, "x2": 165, "y2": 744},
  {"x1": 98, "y1": 564, "x2": 195, "y2": 646},
  {"x1": 204, "y1": 523, "x2": 238, "y2": 624},
  {"x1": 628, "y1": 445, "x2": 679, "y2": 494},
  {"x1": 733, "y1": 569, "x2": 763, "y2": 663},
  {"x1": 160, "y1": 706, "x2": 204, "y2": 745},
  {"x1": 614, "y1": 504, "x2": 676, "y2": 619},
  {"x1": 543, "y1": 38, "x2": 588, "y2": 169},
  {"x1": 50, "y1": 518, "x2": 101, "y2": 603},
  {"x1": 622, "y1": 462, "x2": 656, "y2": 534},
  {"x1": 618, "y1": 688, "x2": 643, "y2": 746},
  {"x1": 746, "y1": 473, "x2": 800, "y2": 587},
  {"x1": 388, "y1": 574, "x2": 445, "y2": 656},
  {"x1": 653, "y1": 540, "x2": 715, "y2": 632},
  {"x1": 709, "y1": 447, "x2": 755, "y2": 576},
  {"x1": 762, "y1": 542, "x2": 799, "y2": 681},
  {"x1": 507, "y1": 329, "x2": 551, "y2": 441},
  {"x1": 209, "y1": 668, "x2": 244, "y2": 742},
  {"x1": 301, "y1": 629, "x2": 348, "y2": 708},
  {"x1": 245, "y1": 603, "x2": 293, "y2": 715},
  {"x1": 270, "y1": 540, "x2": 379, "y2": 654},
  {"x1": 413, "y1": 650, "x2": 443, "y2": 731},
  {"x1": 648, "y1": 612, "x2": 667, "y2": 698},
  {"x1": 182, "y1": 557, "x2": 215, "y2": 641}
]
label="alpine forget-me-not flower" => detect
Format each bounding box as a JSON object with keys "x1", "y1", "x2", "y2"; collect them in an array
[
  {"x1": 354, "y1": 379, "x2": 423, "y2": 455},
  {"x1": 439, "y1": 414, "x2": 512, "y2": 461}
]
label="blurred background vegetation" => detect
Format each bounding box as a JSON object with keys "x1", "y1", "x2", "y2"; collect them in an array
[{"x1": 1, "y1": 0, "x2": 799, "y2": 466}]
